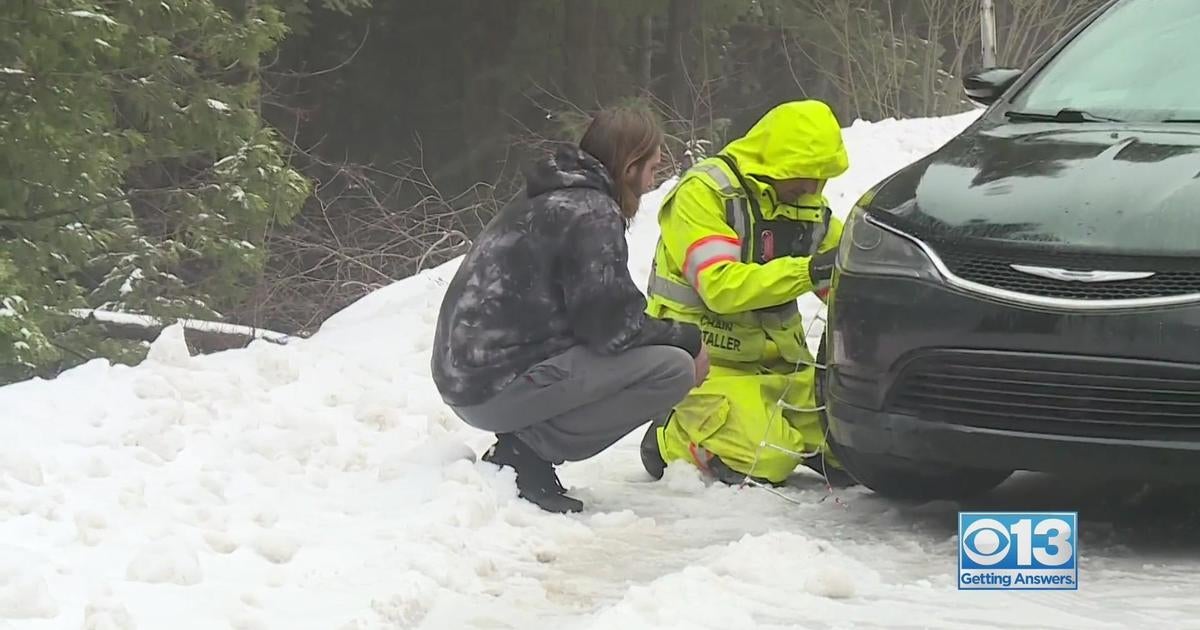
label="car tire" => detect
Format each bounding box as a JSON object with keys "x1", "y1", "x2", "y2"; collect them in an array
[{"x1": 815, "y1": 334, "x2": 1013, "y2": 501}]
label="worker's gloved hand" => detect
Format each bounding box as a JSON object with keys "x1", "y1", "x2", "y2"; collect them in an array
[{"x1": 807, "y1": 249, "x2": 838, "y2": 292}]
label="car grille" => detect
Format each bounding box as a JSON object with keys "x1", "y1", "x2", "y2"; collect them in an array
[
  {"x1": 888, "y1": 351, "x2": 1200, "y2": 440},
  {"x1": 934, "y1": 244, "x2": 1200, "y2": 301}
]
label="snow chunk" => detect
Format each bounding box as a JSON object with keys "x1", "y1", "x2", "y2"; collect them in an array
[
  {"x1": 709, "y1": 532, "x2": 880, "y2": 596},
  {"x1": 84, "y1": 454, "x2": 112, "y2": 478},
  {"x1": 0, "y1": 556, "x2": 57, "y2": 619},
  {"x1": 0, "y1": 68, "x2": 25, "y2": 76},
  {"x1": 126, "y1": 543, "x2": 202, "y2": 585},
  {"x1": 75, "y1": 510, "x2": 109, "y2": 546},
  {"x1": 588, "y1": 510, "x2": 642, "y2": 528},
  {"x1": 0, "y1": 575, "x2": 57, "y2": 619},
  {"x1": 661, "y1": 461, "x2": 706, "y2": 493},
  {"x1": 251, "y1": 532, "x2": 301, "y2": 564},
  {"x1": 381, "y1": 435, "x2": 476, "y2": 477},
  {"x1": 804, "y1": 564, "x2": 859, "y2": 599},
  {"x1": 206, "y1": 99, "x2": 231, "y2": 112},
  {"x1": 369, "y1": 572, "x2": 439, "y2": 627},
  {"x1": 0, "y1": 296, "x2": 24, "y2": 317},
  {"x1": 204, "y1": 531, "x2": 239, "y2": 555},
  {"x1": 586, "y1": 531, "x2": 879, "y2": 628},
  {"x1": 83, "y1": 597, "x2": 136, "y2": 630},
  {"x1": 119, "y1": 268, "x2": 144, "y2": 295},
  {"x1": 230, "y1": 614, "x2": 267, "y2": 630},
  {"x1": 126, "y1": 423, "x2": 186, "y2": 462},
  {"x1": 146, "y1": 323, "x2": 191, "y2": 366},
  {"x1": 0, "y1": 451, "x2": 44, "y2": 486}
]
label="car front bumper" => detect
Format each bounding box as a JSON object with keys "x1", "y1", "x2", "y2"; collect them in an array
[
  {"x1": 827, "y1": 396, "x2": 1200, "y2": 481},
  {"x1": 825, "y1": 271, "x2": 1200, "y2": 480}
]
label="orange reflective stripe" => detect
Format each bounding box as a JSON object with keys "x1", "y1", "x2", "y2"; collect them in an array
[
  {"x1": 683, "y1": 235, "x2": 740, "y2": 288},
  {"x1": 688, "y1": 443, "x2": 713, "y2": 472}
]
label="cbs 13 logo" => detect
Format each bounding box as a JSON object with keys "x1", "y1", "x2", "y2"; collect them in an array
[{"x1": 960, "y1": 512, "x2": 1077, "y2": 569}]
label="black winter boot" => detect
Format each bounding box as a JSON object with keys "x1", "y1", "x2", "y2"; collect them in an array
[
  {"x1": 709, "y1": 455, "x2": 779, "y2": 487},
  {"x1": 482, "y1": 433, "x2": 583, "y2": 514},
  {"x1": 802, "y1": 453, "x2": 858, "y2": 488},
  {"x1": 640, "y1": 416, "x2": 669, "y2": 480}
]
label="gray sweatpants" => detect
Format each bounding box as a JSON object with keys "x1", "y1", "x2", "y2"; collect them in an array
[{"x1": 450, "y1": 345, "x2": 695, "y2": 464}]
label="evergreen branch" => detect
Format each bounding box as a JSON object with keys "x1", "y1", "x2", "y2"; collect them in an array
[{"x1": 0, "y1": 186, "x2": 218, "y2": 225}]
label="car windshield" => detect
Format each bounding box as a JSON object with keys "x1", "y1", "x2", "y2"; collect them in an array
[{"x1": 1007, "y1": 0, "x2": 1200, "y2": 123}]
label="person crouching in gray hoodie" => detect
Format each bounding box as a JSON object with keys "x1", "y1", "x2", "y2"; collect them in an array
[{"x1": 431, "y1": 107, "x2": 709, "y2": 513}]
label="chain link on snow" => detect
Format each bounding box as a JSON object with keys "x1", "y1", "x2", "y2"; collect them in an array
[{"x1": 732, "y1": 308, "x2": 850, "y2": 509}]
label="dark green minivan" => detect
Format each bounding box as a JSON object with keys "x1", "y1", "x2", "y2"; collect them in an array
[{"x1": 823, "y1": 0, "x2": 1200, "y2": 500}]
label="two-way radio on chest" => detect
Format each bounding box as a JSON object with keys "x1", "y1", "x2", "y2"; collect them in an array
[{"x1": 712, "y1": 154, "x2": 832, "y2": 264}]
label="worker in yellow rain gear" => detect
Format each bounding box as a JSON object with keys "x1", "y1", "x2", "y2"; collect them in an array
[{"x1": 639, "y1": 100, "x2": 857, "y2": 488}]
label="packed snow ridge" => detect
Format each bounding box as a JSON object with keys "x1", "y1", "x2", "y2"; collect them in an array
[{"x1": 7, "y1": 109, "x2": 1199, "y2": 629}]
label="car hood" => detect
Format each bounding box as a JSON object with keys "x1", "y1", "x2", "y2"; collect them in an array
[{"x1": 871, "y1": 121, "x2": 1200, "y2": 256}]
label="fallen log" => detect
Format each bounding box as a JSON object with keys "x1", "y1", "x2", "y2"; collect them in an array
[{"x1": 68, "y1": 309, "x2": 297, "y2": 355}]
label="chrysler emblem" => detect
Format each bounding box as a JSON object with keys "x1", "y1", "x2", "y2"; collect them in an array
[{"x1": 1010, "y1": 264, "x2": 1155, "y2": 283}]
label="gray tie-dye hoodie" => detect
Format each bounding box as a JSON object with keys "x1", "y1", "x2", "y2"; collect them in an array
[{"x1": 431, "y1": 144, "x2": 702, "y2": 407}]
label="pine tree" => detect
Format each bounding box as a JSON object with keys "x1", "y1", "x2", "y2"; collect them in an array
[{"x1": 0, "y1": 1, "x2": 313, "y2": 383}]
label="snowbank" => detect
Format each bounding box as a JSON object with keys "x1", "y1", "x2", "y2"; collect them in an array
[{"x1": 20, "y1": 110, "x2": 1169, "y2": 630}]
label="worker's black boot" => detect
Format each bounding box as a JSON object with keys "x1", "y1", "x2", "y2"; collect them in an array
[
  {"x1": 640, "y1": 416, "x2": 670, "y2": 480},
  {"x1": 802, "y1": 453, "x2": 859, "y2": 488}
]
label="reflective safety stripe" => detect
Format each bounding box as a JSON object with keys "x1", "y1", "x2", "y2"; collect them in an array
[
  {"x1": 693, "y1": 162, "x2": 736, "y2": 194},
  {"x1": 807, "y1": 207, "x2": 832, "y2": 255},
  {"x1": 724, "y1": 198, "x2": 750, "y2": 260},
  {"x1": 808, "y1": 223, "x2": 828, "y2": 256},
  {"x1": 647, "y1": 271, "x2": 705, "y2": 308},
  {"x1": 683, "y1": 235, "x2": 740, "y2": 288},
  {"x1": 688, "y1": 443, "x2": 714, "y2": 472}
]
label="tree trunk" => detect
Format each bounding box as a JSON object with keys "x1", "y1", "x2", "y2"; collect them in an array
[
  {"x1": 458, "y1": 0, "x2": 522, "y2": 179},
  {"x1": 665, "y1": 0, "x2": 699, "y2": 120},
  {"x1": 637, "y1": 12, "x2": 654, "y2": 95},
  {"x1": 921, "y1": 0, "x2": 943, "y2": 117},
  {"x1": 563, "y1": 0, "x2": 599, "y2": 107}
]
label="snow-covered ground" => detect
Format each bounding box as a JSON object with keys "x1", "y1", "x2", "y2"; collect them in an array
[{"x1": 5, "y1": 109, "x2": 1200, "y2": 629}]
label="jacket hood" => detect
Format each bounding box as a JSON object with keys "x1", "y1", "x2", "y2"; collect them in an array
[
  {"x1": 524, "y1": 144, "x2": 615, "y2": 199},
  {"x1": 721, "y1": 100, "x2": 850, "y2": 182}
]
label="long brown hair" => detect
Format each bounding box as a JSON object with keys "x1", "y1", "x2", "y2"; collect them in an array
[{"x1": 579, "y1": 105, "x2": 664, "y2": 223}]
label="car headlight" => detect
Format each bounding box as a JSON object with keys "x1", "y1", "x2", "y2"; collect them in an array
[{"x1": 837, "y1": 204, "x2": 940, "y2": 281}]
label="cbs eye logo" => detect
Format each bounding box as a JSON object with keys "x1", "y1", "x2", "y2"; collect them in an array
[
  {"x1": 961, "y1": 517, "x2": 1074, "y2": 567},
  {"x1": 961, "y1": 518, "x2": 1012, "y2": 565}
]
